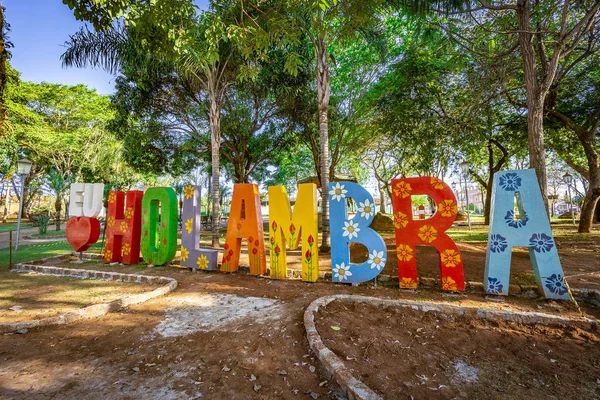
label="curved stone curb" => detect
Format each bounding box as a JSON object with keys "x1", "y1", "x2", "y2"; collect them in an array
[
  {"x1": 1, "y1": 264, "x2": 178, "y2": 334},
  {"x1": 304, "y1": 295, "x2": 598, "y2": 400}
]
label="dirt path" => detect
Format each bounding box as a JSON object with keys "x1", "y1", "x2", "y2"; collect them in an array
[{"x1": 0, "y1": 257, "x2": 598, "y2": 399}]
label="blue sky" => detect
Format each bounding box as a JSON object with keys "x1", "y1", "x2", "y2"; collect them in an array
[{"x1": 4, "y1": 0, "x2": 209, "y2": 95}]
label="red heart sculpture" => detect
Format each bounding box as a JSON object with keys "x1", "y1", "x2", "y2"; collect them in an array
[{"x1": 66, "y1": 217, "x2": 101, "y2": 252}]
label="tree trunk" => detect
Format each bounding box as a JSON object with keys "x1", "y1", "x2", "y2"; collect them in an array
[
  {"x1": 579, "y1": 189, "x2": 600, "y2": 233},
  {"x1": 577, "y1": 134, "x2": 600, "y2": 233},
  {"x1": 315, "y1": 36, "x2": 331, "y2": 252},
  {"x1": 517, "y1": 0, "x2": 550, "y2": 215},
  {"x1": 2, "y1": 183, "x2": 8, "y2": 221},
  {"x1": 208, "y1": 89, "x2": 221, "y2": 247},
  {"x1": 379, "y1": 186, "x2": 386, "y2": 213},
  {"x1": 55, "y1": 196, "x2": 61, "y2": 230},
  {"x1": 484, "y1": 175, "x2": 493, "y2": 225}
]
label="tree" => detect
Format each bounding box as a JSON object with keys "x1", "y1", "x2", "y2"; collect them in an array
[
  {"x1": 0, "y1": 3, "x2": 12, "y2": 137},
  {"x1": 546, "y1": 37, "x2": 600, "y2": 232},
  {"x1": 443, "y1": 0, "x2": 600, "y2": 214},
  {"x1": 47, "y1": 169, "x2": 71, "y2": 230}
]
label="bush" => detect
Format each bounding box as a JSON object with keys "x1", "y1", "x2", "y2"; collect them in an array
[{"x1": 34, "y1": 215, "x2": 50, "y2": 235}]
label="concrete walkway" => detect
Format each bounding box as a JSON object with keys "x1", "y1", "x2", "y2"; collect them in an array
[{"x1": 0, "y1": 227, "x2": 67, "y2": 249}]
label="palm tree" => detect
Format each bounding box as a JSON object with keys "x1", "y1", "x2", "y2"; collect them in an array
[
  {"x1": 62, "y1": 12, "x2": 238, "y2": 247},
  {"x1": 47, "y1": 170, "x2": 71, "y2": 230}
]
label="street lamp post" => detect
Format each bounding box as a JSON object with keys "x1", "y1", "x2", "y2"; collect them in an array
[
  {"x1": 14, "y1": 158, "x2": 33, "y2": 250},
  {"x1": 459, "y1": 161, "x2": 471, "y2": 230},
  {"x1": 563, "y1": 172, "x2": 575, "y2": 225}
]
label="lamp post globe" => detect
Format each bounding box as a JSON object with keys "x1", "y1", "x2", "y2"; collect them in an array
[
  {"x1": 16, "y1": 158, "x2": 33, "y2": 176},
  {"x1": 562, "y1": 172, "x2": 572, "y2": 184},
  {"x1": 459, "y1": 160, "x2": 470, "y2": 176}
]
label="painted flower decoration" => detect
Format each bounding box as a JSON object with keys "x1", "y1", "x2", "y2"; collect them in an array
[
  {"x1": 418, "y1": 225, "x2": 438, "y2": 243},
  {"x1": 197, "y1": 254, "x2": 209, "y2": 270},
  {"x1": 333, "y1": 262, "x2": 352, "y2": 282},
  {"x1": 367, "y1": 250, "x2": 386, "y2": 271},
  {"x1": 305, "y1": 250, "x2": 312, "y2": 260},
  {"x1": 119, "y1": 221, "x2": 128, "y2": 233},
  {"x1": 185, "y1": 218, "x2": 193, "y2": 234},
  {"x1": 544, "y1": 274, "x2": 568, "y2": 296},
  {"x1": 329, "y1": 182, "x2": 348, "y2": 202},
  {"x1": 397, "y1": 244, "x2": 414, "y2": 262},
  {"x1": 107, "y1": 216, "x2": 115, "y2": 227},
  {"x1": 430, "y1": 177, "x2": 445, "y2": 190},
  {"x1": 499, "y1": 172, "x2": 522, "y2": 191},
  {"x1": 399, "y1": 277, "x2": 417, "y2": 289},
  {"x1": 272, "y1": 221, "x2": 278, "y2": 231},
  {"x1": 529, "y1": 233, "x2": 554, "y2": 253},
  {"x1": 441, "y1": 249, "x2": 461, "y2": 268},
  {"x1": 108, "y1": 192, "x2": 116, "y2": 204},
  {"x1": 254, "y1": 240, "x2": 259, "y2": 247},
  {"x1": 289, "y1": 223, "x2": 296, "y2": 234},
  {"x1": 342, "y1": 221, "x2": 360, "y2": 239},
  {"x1": 487, "y1": 277, "x2": 503, "y2": 295},
  {"x1": 252, "y1": 247, "x2": 258, "y2": 255},
  {"x1": 180, "y1": 246, "x2": 189, "y2": 262},
  {"x1": 439, "y1": 199, "x2": 458, "y2": 217},
  {"x1": 504, "y1": 210, "x2": 529, "y2": 229},
  {"x1": 393, "y1": 181, "x2": 412, "y2": 199},
  {"x1": 224, "y1": 243, "x2": 229, "y2": 250},
  {"x1": 125, "y1": 207, "x2": 134, "y2": 220},
  {"x1": 184, "y1": 185, "x2": 194, "y2": 200},
  {"x1": 274, "y1": 245, "x2": 281, "y2": 255},
  {"x1": 441, "y1": 276, "x2": 458, "y2": 291},
  {"x1": 394, "y1": 212, "x2": 409, "y2": 229},
  {"x1": 122, "y1": 243, "x2": 131, "y2": 256},
  {"x1": 104, "y1": 249, "x2": 112, "y2": 263},
  {"x1": 308, "y1": 235, "x2": 315, "y2": 244},
  {"x1": 489, "y1": 234, "x2": 508, "y2": 253},
  {"x1": 357, "y1": 199, "x2": 375, "y2": 219}
]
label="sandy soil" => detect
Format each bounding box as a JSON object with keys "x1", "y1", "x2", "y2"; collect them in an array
[{"x1": 316, "y1": 300, "x2": 600, "y2": 399}]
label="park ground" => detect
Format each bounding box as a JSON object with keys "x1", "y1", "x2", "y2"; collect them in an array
[{"x1": 0, "y1": 220, "x2": 599, "y2": 399}]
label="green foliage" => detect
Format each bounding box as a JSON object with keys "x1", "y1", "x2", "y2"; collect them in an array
[{"x1": 34, "y1": 215, "x2": 50, "y2": 235}]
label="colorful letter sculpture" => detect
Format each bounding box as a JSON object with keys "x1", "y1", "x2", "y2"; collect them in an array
[
  {"x1": 180, "y1": 185, "x2": 219, "y2": 271},
  {"x1": 268, "y1": 184, "x2": 319, "y2": 281},
  {"x1": 104, "y1": 190, "x2": 143, "y2": 264},
  {"x1": 221, "y1": 184, "x2": 266, "y2": 274},
  {"x1": 66, "y1": 217, "x2": 100, "y2": 252},
  {"x1": 390, "y1": 177, "x2": 465, "y2": 291},
  {"x1": 68, "y1": 183, "x2": 104, "y2": 217},
  {"x1": 141, "y1": 187, "x2": 178, "y2": 266},
  {"x1": 329, "y1": 181, "x2": 387, "y2": 284},
  {"x1": 485, "y1": 169, "x2": 569, "y2": 299},
  {"x1": 66, "y1": 183, "x2": 104, "y2": 252}
]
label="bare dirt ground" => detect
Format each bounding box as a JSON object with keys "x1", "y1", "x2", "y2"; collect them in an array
[
  {"x1": 0, "y1": 272, "x2": 154, "y2": 323},
  {"x1": 0, "y1": 254, "x2": 598, "y2": 400},
  {"x1": 316, "y1": 300, "x2": 600, "y2": 399}
]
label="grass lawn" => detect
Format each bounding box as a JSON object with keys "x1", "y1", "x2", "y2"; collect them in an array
[
  {"x1": 0, "y1": 241, "x2": 103, "y2": 271},
  {"x1": 0, "y1": 223, "x2": 33, "y2": 232}
]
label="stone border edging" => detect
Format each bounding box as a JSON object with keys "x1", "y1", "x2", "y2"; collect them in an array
[
  {"x1": 1, "y1": 263, "x2": 178, "y2": 334},
  {"x1": 304, "y1": 294, "x2": 598, "y2": 400}
]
